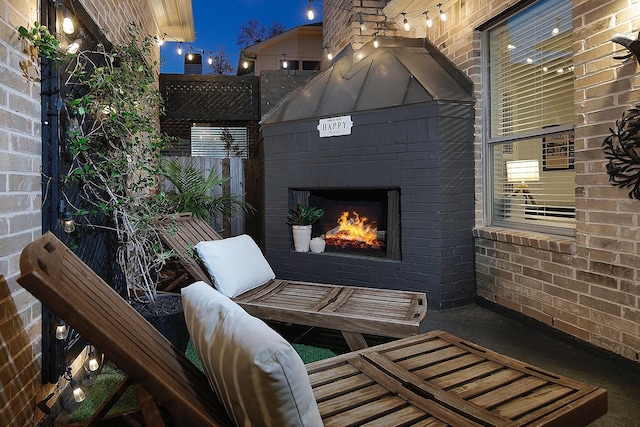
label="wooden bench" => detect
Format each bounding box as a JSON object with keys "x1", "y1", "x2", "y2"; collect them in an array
[
  {"x1": 159, "y1": 213, "x2": 426, "y2": 351},
  {"x1": 18, "y1": 233, "x2": 607, "y2": 426}
]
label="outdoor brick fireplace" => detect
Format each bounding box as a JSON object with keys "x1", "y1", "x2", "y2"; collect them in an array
[{"x1": 260, "y1": 37, "x2": 477, "y2": 309}]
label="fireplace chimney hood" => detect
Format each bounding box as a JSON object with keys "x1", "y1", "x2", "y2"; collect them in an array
[{"x1": 261, "y1": 36, "x2": 474, "y2": 124}]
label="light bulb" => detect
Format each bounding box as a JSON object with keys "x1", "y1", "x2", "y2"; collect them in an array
[
  {"x1": 66, "y1": 41, "x2": 80, "y2": 55},
  {"x1": 402, "y1": 13, "x2": 410, "y2": 31},
  {"x1": 63, "y1": 211, "x2": 75, "y2": 233},
  {"x1": 526, "y1": 57, "x2": 533, "y2": 64},
  {"x1": 307, "y1": 4, "x2": 314, "y2": 20},
  {"x1": 359, "y1": 14, "x2": 366, "y2": 32},
  {"x1": 177, "y1": 44, "x2": 182, "y2": 55},
  {"x1": 552, "y1": 18, "x2": 560, "y2": 36},
  {"x1": 187, "y1": 52, "x2": 193, "y2": 61},
  {"x1": 208, "y1": 54, "x2": 213, "y2": 65},
  {"x1": 62, "y1": 10, "x2": 74, "y2": 35},
  {"x1": 88, "y1": 357, "x2": 99, "y2": 372},
  {"x1": 242, "y1": 60, "x2": 249, "y2": 69},
  {"x1": 438, "y1": 4, "x2": 447, "y2": 21},
  {"x1": 327, "y1": 52, "x2": 333, "y2": 61},
  {"x1": 373, "y1": 35, "x2": 379, "y2": 49},
  {"x1": 283, "y1": 60, "x2": 288, "y2": 68},
  {"x1": 71, "y1": 380, "x2": 85, "y2": 403},
  {"x1": 424, "y1": 12, "x2": 433, "y2": 28},
  {"x1": 55, "y1": 321, "x2": 68, "y2": 340}
]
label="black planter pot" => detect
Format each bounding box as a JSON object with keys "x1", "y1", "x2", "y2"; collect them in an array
[{"x1": 132, "y1": 293, "x2": 189, "y2": 353}]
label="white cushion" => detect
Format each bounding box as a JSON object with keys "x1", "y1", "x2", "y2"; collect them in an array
[
  {"x1": 182, "y1": 281, "x2": 323, "y2": 427},
  {"x1": 195, "y1": 234, "x2": 275, "y2": 298}
]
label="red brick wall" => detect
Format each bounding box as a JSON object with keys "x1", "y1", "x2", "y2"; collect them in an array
[{"x1": 324, "y1": 0, "x2": 640, "y2": 363}]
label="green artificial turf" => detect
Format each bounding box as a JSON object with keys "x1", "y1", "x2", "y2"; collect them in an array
[{"x1": 69, "y1": 339, "x2": 337, "y2": 422}]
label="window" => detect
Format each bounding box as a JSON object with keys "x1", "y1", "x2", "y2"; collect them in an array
[
  {"x1": 484, "y1": 0, "x2": 575, "y2": 234},
  {"x1": 191, "y1": 126, "x2": 249, "y2": 158},
  {"x1": 280, "y1": 59, "x2": 300, "y2": 70},
  {"x1": 302, "y1": 61, "x2": 320, "y2": 70}
]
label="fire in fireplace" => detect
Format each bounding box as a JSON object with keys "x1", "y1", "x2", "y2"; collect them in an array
[
  {"x1": 324, "y1": 211, "x2": 384, "y2": 251},
  {"x1": 303, "y1": 188, "x2": 400, "y2": 259}
]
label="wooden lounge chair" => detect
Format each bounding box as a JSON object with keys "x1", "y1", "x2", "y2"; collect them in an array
[
  {"x1": 19, "y1": 233, "x2": 608, "y2": 426},
  {"x1": 158, "y1": 213, "x2": 427, "y2": 351}
]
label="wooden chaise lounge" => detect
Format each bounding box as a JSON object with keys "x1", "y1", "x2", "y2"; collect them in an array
[
  {"x1": 158, "y1": 213, "x2": 427, "y2": 351},
  {"x1": 19, "y1": 233, "x2": 608, "y2": 426}
]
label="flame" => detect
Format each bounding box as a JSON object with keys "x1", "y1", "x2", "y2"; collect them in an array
[{"x1": 325, "y1": 211, "x2": 383, "y2": 248}]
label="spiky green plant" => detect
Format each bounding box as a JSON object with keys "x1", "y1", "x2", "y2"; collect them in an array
[{"x1": 161, "y1": 159, "x2": 255, "y2": 221}]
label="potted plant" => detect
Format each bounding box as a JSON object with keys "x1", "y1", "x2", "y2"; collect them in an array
[{"x1": 286, "y1": 204, "x2": 324, "y2": 252}]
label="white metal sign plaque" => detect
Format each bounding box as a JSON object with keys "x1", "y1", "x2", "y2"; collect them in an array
[{"x1": 317, "y1": 115, "x2": 353, "y2": 137}]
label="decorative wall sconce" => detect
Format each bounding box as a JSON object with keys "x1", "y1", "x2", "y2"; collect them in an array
[
  {"x1": 603, "y1": 105, "x2": 640, "y2": 199},
  {"x1": 612, "y1": 32, "x2": 640, "y2": 65}
]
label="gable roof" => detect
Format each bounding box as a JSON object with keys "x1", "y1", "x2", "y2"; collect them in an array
[{"x1": 261, "y1": 36, "x2": 474, "y2": 124}]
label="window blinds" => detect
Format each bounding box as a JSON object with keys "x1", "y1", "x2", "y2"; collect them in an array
[{"x1": 488, "y1": 0, "x2": 573, "y2": 138}]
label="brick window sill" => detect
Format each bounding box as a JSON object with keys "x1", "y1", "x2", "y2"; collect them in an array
[{"x1": 473, "y1": 227, "x2": 576, "y2": 255}]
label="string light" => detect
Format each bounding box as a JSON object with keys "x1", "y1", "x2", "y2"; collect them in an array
[
  {"x1": 55, "y1": 319, "x2": 68, "y2": 340},
  {"x1": 177, "y1": 43, "x2": 183, "y2": 55},
  {"x1": 62, "y1": 9, "x2": 74, "y2": 34},
  {"x1": 552, "y1": 18, "x2": 560, "y2": 36},
  {"x1": 157, "y1": 33, "x2": 166, "y2": 46},
  {"x1": 401, "y1": 12, "x2": 410, "y2": 31},
  {"x1": 307, "y1": 0, "x2": 315, "y2": 20},
  {"x1": 424, "y1": 11, "x2": 433, "y2": 28},
  {"x1": 438, "y1": 3, "x2": 447, "y2": 21},
  {"x1": 282, "y1": 53, "x2": 288, "y2": 69},
  {"x1": 243, "y1": 60, "x2": 249, "y2": 69},
  {"x1": 85, "y1": 345, "x2": 101, "y2": 373},
  {"x1": 187, "y1": 47, "x2": 193, "y2": 61},
  {"x1": 63, "y1": 367, "x2": 85, "y2": 403},
  {"x1": 62, "y1": 211, "x2": 75, "y2": 233},
  {"x1": 207, "y1": 51, "x2": 213, "y2": 65},
  {"x1": 359, "y1": 13, "x2": 366, "y2": 32},
  {"x1": 373, "y1": 32, "x2": 379, "y2": 48}
]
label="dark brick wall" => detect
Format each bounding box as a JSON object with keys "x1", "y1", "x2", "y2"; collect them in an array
[{"x1": 262, "y1": 102, "x2": 476, "y2": 309}]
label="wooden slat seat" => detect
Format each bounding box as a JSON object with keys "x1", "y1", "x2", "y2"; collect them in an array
[
  {"x1": 18, "y1": 233, "x2": 607, "y2": 426},
  {"x1": 159, "y1": 213, "x2": 427, "y2": 350}
]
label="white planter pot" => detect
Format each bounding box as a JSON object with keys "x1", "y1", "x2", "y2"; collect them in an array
[
  {"x1": 309, "y1": 237, "x2": 326, "y2": 253},
  {"x1": 292, "y1": 225, "x2": 312, "y2": 252}
]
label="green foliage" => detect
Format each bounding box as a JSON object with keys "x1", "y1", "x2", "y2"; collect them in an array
[
  {"x1": 17, "y1": 22, "x2": 68, "y2": 80},
  {"x1": 286, "y1": 204, "x2": 324, "y2": 226},
  {"x1": 19, "y1": 22, "x2": 173, "y2": 302},
  {"x1": 160, "y1": 159, "x2": 255, "y2": 221}
]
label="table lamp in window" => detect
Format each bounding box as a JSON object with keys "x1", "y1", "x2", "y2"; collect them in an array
[{"x1": 507, "y1": 160, "x2": 539, "y2": 205}]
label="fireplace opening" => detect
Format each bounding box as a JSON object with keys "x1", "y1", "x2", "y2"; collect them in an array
[{"x1": 298, "y1": 189, "x2": 400, "y2": 259}]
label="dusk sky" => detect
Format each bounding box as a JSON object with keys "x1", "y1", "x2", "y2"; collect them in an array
[{"x1": 160, "y1": 0, "x2": 324, "y2": 74}]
